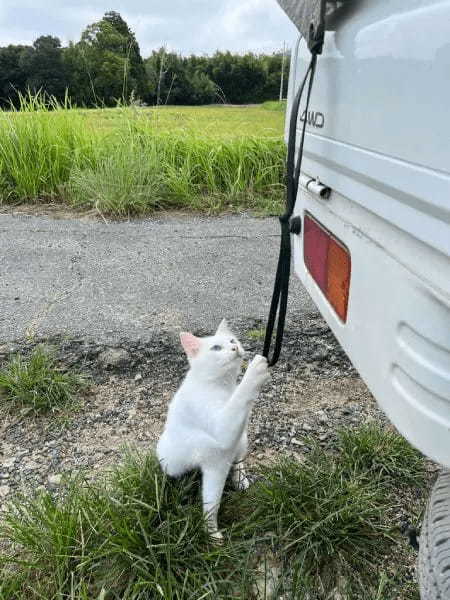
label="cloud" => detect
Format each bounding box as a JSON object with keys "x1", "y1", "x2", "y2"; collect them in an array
[{"x1": 0, "y1": 0, "x2": 298, "y2": 56}]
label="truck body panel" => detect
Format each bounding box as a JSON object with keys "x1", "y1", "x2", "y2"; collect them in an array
[{"x1": 285, "y1": 0, "x2": 450, "y2": 465}]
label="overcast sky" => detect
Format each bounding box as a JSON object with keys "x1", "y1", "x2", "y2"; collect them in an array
[{"x1": 0, "y1": 0, "x2": 298, "y2": 56}]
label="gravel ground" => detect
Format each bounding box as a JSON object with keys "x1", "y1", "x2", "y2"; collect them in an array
[{"x1": 0, "y1": 313, "x2": 384, "y2": 506}]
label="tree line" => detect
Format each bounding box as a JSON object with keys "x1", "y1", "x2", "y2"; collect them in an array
[{"x1": 0, "y1": 11, "x2": 289, "y2": 108}]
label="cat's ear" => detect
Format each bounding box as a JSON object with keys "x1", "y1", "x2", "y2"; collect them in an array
[
  {"x1": 216, "y1": 319, "x2": 232, "y2": 335},
  {"x1": 180, "y1": 332, "x2": 201, "y2": 358}
]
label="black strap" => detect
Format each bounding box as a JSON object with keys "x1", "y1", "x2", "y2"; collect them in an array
[{"x1": 262, "y1": 52, "x2": 318, "y2": 367}]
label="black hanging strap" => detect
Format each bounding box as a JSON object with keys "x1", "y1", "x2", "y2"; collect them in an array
[{"x1": 262, "y1": 51, "x2": 319, "y2": 367}]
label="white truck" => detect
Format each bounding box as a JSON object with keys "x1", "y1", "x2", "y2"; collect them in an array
[{"x1": 276, "y1": 1, "x2": 450, "y2": 597}]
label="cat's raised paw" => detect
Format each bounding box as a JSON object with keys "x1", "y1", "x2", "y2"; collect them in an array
[{"x1": 245, "y1": 354, "x2": 270, "y2": 388}]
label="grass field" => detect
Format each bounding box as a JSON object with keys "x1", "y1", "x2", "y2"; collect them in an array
[
  {"x1": 0, "y1": 96, "x2": 286, "y2": 217},
  {"x1": 78, "y1": 104, "x2": 285, "y2": 138},
  {"x1": 260, "y1": 100, "x2": 287, "y2": 112}
]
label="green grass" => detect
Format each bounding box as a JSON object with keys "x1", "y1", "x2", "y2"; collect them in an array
[
  {"x1": 232, "y1": 426, "x2": 425, "y2": 598},
  {"x1": 338, "y1": 423, "x2": 426, "y2": 488},
  {"x1": 64, "y1": 136, "x2": 170, "y2": 216},
  {"x1": 64, "y1": 126, "x2": 285, "y2": 216},
  {"x1": 0, "y1": 94, "x2": 286, "y2": 216},
  {"x1": 0, "y1": 454, "x2": 255, "y2": 600},
  {"x1": 261, "y1": 100, "x2": 287, "y2": 112},
  {"x1": 0, "y1": 94, "x2": 99, "y2": 203},
  {"x1": 77, "y1": 103, "x2": 285, "y2": 138},
  {"x1": 0, "y1": 425, "x2": 426, "y2": 599},
  {"x1": 233, "y1": 454, "x2": 389, "y2": 598},
  {"x1": 0, "y1": 346, "x2": 87, "y2": 413},
  {"x1": 246, "y1": 327, "x2": 266, "y2": 340},
  {"x1": 238, "y1": 454, "x2": 389, "y2": 564}
]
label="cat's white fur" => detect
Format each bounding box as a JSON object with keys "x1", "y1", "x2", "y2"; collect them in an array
[{"x1": 157, "y1": 319, "x2": 270, "y2": 540}]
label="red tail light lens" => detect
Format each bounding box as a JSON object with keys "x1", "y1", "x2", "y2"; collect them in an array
[{"x1": 303, "y1": 213, "x2": 351, "y2": 322}]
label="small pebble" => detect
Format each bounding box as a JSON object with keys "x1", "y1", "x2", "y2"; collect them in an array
[
  {"x1": 0, "y1": 485, "x2": 10, "y2": 497},
  {"x1": 99, "y1": 348, "x2": 131, "y2": 369},
  {"x1": 291, "y1": 438, "x2": 304, "y2": 446},
  {"x1": 48, "y1": 474, "x2": 62, "y2": 486}
]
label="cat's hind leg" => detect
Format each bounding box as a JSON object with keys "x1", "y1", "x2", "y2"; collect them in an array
[
  {"x1": 231, "y1": 433, "x2": 250, "y2": 491},
  {"x1": 201, "y1": 463, "x2": 230, "y2": 542},
  {"x1": 156, "y1": 434, "x2": 192, "y2": 477}
]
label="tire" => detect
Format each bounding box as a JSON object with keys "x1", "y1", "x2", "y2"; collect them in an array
[{"x1": 419, "y1": 471, "x2": 450, "y2": 599}]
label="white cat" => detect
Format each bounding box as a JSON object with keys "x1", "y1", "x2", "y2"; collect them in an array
[{"x1": 157, "y1": 319, "x2": 270, "y2": 540}]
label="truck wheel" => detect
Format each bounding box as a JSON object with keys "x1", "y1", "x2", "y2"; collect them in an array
[{"x1": 419, "y1": 471, "x2": 450, "y2": 599}]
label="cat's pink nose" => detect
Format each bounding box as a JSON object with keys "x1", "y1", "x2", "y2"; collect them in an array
[{"x1": 231, "y1": 345, "x2": 238, "y2": 352}]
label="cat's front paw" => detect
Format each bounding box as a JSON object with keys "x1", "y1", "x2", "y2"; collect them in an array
[
  {"x1": 209, "y1": 529, "x2": 224, "y2": 544},
  {"x1": 244, "y1": 354, "x2": 271, "y2": 389}
]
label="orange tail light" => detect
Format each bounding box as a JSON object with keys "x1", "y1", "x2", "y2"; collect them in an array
[{"x1": 303, "y1": 213, "x2": 351, "y2": 322}]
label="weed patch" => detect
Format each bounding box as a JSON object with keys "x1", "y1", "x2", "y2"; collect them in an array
[
  {"x1": 337, "y1": 423, "x2": 425, "y2": 488},
  {"x1": 0, "y1": 346, "x2": 87, "y2": 413},
  {"x1": 0, "y1": 426, "x2": 426, "y2": 599},
  {"x1": 246, "y1": 327, "x2": 267, "y2": 340},
  {"x1": 0, "y1": 454, "x2": 254, "y2": 599}
]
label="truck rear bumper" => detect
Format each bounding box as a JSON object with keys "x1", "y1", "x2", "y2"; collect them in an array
[{"x1": 293, "y1": 182, "x2": 450, "y2": 466}]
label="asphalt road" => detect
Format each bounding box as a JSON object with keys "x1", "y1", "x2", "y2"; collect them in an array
[{"x1": 1, "y1": 213, "x2": 316, "y2": 343}]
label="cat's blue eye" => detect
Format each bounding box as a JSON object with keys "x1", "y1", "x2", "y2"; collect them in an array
[
  {"x1": 230, "y1": 339, "x2": 236, "y2": 343},
  {"x1": 211, "y1": 345, "x2": 222, "y2": 351}
]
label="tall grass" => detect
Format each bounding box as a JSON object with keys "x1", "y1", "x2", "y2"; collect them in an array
[
  {"x1": 65, "y1": 138, "x2": 170, "y2": 216},
  {"x1": 65, "y1": 127, "x2": 285, "y2": 216},
  {"x1": 0, "y1": 93, "x2": 286, "y2": 215},
  {"x1": 0, "y1": 93, "x2": 99, "y2": 202}
]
